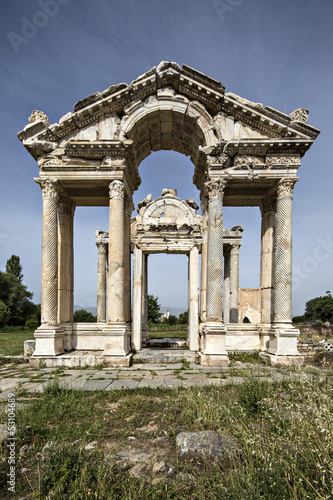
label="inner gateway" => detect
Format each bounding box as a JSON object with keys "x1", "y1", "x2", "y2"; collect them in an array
[{"x1": 96, "y1": 189, "x2": 244, "y2": 351}]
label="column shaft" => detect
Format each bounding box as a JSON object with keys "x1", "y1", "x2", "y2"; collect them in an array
[
  {"x1": 206, "y1": 180, "x2": 226, "y2": 322},
  {"x1": 200, "y1": 198, "x2": 208, "y2": 322},
  {"x1": 260, "y1": 197, "x2": 276, "y2": 325},
  {"x1": 188, "y1": 246, "x2": 199, "y2": 351},
  {"x1": 96, "y1": 243, "x2": 107, "y2": 322},
  {"x1": 38, "y1": 180, "x2": 59, "y2": 325},
  {"x1": 58, "y1": 197, "x2": 75, "y2": 323},
  {"x1": 124, "y1": 197, "x2": 133, "y2": 324},
  {"x1": 132, "y1": 246, "x2": 143, "y2": 351},
  {"x1": 108, "y1": 180, "x2": 126, "y2": 323},
  {"x1": 274, "y1": 179, "x2": 297, "y2": 325},
  {"x1": 229, "y1": 244, "x2": 240, "y2": 323},
  {"x1": 142, "y1": 254, "x2": 149, "y2": 341},
  {"x1": 223, "y1": 251, "x2": 230, "y2": 323}
]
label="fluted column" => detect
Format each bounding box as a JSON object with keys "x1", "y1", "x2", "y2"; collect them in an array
[
  {"x1": 260, "y1": 196, "x2": 276, "y2": 325},
  {"x1": 37, "y1": 179, "x2": 60, "y2": 326},
  {"x1": 58, "y1": 196, "x2": 75, "y2": 324},
  {"x1": 205, "y1": 179, "x2": 226, "y2": 322},
  {"x1": 273, "y1": 179, "x2": 297, "y2": 326},
  {"x1": 108, "y1": 180, "x2": 126, "y2": 323},
  {"x1": 223, "y1": 249, "x2": 230, "y2": 323},
  {"x1": 229, "y1": 244, "x2": 240, "y2": 323},
  {"x1": 188, "y1": 246, "x2": 199, "y2": 351},
  {"x1": 200, "y1": 197, "x2": 208, "y2": 323},
  {"x1": 200, "y1": 178, "x2": 228, "y2": 365},
  {"x1": 96, "y1": 242, "x2": 107, "y2": 322},
  {"x1": 34, "y1": 178, "x2": 64, "y2": 356}
]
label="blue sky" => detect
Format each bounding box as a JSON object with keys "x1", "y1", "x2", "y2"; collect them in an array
[{"x1": 0, "y1": 0, "x2": 332, "y2": 315}]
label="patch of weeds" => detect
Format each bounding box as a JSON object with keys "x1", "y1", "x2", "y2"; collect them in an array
[
  {"x1": 312, "y1": 351, "x2": 333, "y2": 368},
  {"x1": 238, "y1": 377, "x2": 272, "y2": 415},
  {"x1": 38, "y1": 359, "x2": 46, "y2": 369},
  {"x1": 180, "y1": 359, "x2": 190, "y2": 369},
  {"x1": 150, "y1": 370, "x2": 157, "y2": 377},
  {"x1": 229, "y1": 350, "x2": 264, "y2": 364}
]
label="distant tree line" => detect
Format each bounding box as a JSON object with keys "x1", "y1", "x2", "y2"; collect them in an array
[
  {"x1": 0, "y1": 255, "x2": 40, "y2": 329},
  {"x1": 147, "y1": 294, "x2": 189, "y2": 326},
  {"x1": 293, "y1": 291, "x2": 333, "y2": 324}
]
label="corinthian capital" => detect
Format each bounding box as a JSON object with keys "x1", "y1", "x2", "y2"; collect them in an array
[
  {"x1": 276, "y1": 178, "x2": 299, "y2": 198},
  {"x1": 204, "y1": 179, "x2": 227, "y2": 199},
  {"x1": 58, "y1": 196, "x2": 76, "y2": 216},
  {"x1": 35, "y1": 179, "x2": 59, "y2": 199},
  {"x1": 109, "y1": 180, "x2": 124, "y2": 200},
  {"x1": 260, "y1": 195, "x2": 276, "y2": 215}
]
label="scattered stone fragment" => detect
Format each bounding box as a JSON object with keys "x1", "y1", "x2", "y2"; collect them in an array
[{"x1": 176, "y1": 431, "x2": 242, "y2": 462}]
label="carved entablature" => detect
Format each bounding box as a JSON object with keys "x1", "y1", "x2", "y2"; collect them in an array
[
  {"x1": 233, "y1": 155, "x2": 264, "y2": 167},
  {"x1": 265, "y1": 154, "x2": 301, "y2": 168},
  {"x1": 19, "y1": 62, "x2": 320, "y2": 210}
]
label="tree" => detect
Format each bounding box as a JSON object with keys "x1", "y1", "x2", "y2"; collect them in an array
[
  {"x1": 167, "y1": 314, "x2": 178, "y2": 326},
  {"x1": 0, "y1": 270, "x2": 36, "y2": 326},
  {"x1": 147, "y1": 294, "x2": 161, "y2": 323},
  {"x1": 0, "y1": 300, "x2": 11, "y2": 328},
  {"x1": 73, "y1": 309, "x2": 97, "y2": 323},
  {"x1": 178, "y1": 310, "x2": 188, "y2": 325},
  {"x1": 304, "y1": 291, "x2": 333, "y2": 323},
  {"x1": 6, "y1": 255, "x2": 23, "y2": 283}
]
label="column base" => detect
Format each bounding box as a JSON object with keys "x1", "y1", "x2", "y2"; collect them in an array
[
  {"x1": 260, "y1": 352, "x2": 304, "y2": 367},
  {"x1": 33, "y1": 325, "x2": 64, "y2": 356},
  {"x1": 103, "y1": 323, "x2": 131, "y2": 356},
  {"x1": 268, "y1": 324, "x2": 301, "y2": 357},
  {"x1": 200, "y1": 322, "x2": 228, "y2": 358},
  {"x1": 199, "y1": 352, "x2": 229, "y2": 366}
]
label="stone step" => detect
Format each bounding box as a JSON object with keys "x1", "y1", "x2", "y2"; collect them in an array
[
  {"x1": 145, "y1": 338, "x2": 188, "y2": 349},
  {"x1": 133, "y1": 348, "x2": 199, "y2": 364}
]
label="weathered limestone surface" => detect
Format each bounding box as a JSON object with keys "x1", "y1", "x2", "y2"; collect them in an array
[{"x1": 18, "y1": 63, "x2": 319, "y2": 366}]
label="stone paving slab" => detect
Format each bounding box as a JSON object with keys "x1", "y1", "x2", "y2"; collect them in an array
[
  {"x1": 137, "y1": 378, "x2": 166, "y2": 389},
  {"x1": 82, "y1": 379, "x2": 113, "y2": 391},
  {"x1": 163, "y1": 377, "x2": 184, "y2": 388},
  {"x1": 108, "y1": 379, "x2": 140, "y2": 390},
  {"x1": 117, "y1": 370, "x2": 151, "y2": 378}
]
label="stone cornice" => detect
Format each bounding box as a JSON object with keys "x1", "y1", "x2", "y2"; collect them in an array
[{"x1": 18, "y1": 63, "x2": 319, "y2": 159}]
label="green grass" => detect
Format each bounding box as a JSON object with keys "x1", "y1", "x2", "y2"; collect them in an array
[
  {"x1": 148, "y1": 330, "x2": 187, "y2": 339},
  {"x1": 1, "y1": 375, "x2": 332, "y2": 499},
  {"x1": 0, "y1": 330, "x2": 34, "y2": 356}
]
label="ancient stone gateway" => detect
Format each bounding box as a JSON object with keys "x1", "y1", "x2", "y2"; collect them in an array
[{"x1": 18, "y1": 62, "x2": 320, "y2": 366}]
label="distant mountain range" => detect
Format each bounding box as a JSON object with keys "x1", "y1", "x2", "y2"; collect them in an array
[{"x1": 74, "y1": 305, "x2": 187, "y2": 318}]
